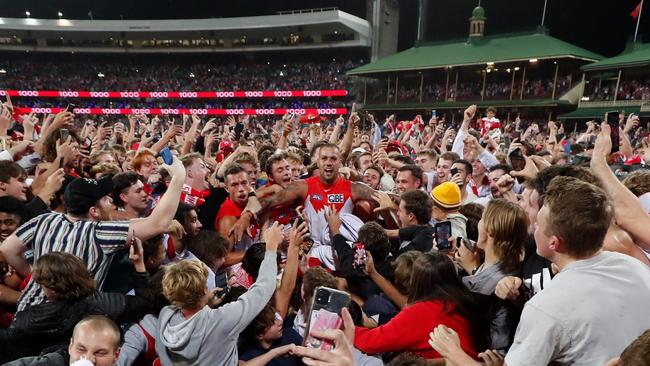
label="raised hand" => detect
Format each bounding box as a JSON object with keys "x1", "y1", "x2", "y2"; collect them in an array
[
  {"x1": 372, "y1": 191, "x2": 397, "y2": 212},
  {"x1": 289, "y1": 220, "x2": 309, "y2": 249},
  {"x1": 0, "y1": 93, "x2": 14, "y2": 130},
  {"x1": 591, "y1": 122, "x2": 612, "y2": 164},
  {"x1": 50, "y1": 111, "x2": 75, "y2": 130},
  {"x1": 464, "y1": 104, "x2": 477, "y2": 120},
  {"x1": 160, "y1": 155, "x2": 186, "y2": 180},
  {"x1": 264, "y1": 221, "x2": 283, "y2": 252},
  {"x1": 128, "y1": 231, "x2": 146, "y2": 273},
  {"x1": 324, "y1": 206, "x2": 342, "y2": 235}
]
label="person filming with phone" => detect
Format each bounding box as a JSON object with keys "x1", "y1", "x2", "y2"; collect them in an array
[{"x1": 384, "y1": 190, "x2": 435, "y2": 255}]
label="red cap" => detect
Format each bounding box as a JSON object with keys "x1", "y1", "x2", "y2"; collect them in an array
[
  {"x1": 219, "y1": 140, "x2": 234, "y2": 152},
  {"x1": 299, "y1": 114, "x2": 325, "y2": 124}
]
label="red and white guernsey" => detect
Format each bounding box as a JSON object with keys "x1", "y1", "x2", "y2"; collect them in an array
[{"x1": 304, "y1": 176, "x2": 354, "y2": 245}]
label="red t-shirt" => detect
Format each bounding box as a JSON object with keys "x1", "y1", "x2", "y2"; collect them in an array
[
  {"x1": 354, "y1": 300, "x2": 478, "y2": 360},
  {"x1": 215, "y1": 198, "x2": 259, "y2": 244}
]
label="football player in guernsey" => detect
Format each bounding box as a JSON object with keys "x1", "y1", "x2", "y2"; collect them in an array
[{"x1": 231, "y1": 143, "x2": 380, "y2": 260}]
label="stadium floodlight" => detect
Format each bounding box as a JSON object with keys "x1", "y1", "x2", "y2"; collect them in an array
[
  {"x1": 486, "y1": 62, "x2": 494, "y2": 66},
  {"x1": 58, "y1": 11, "x2": 63, "y2": 18},
  {"x1": 189, "y1": 73, "x2": 195, "y2": 78},
  {"x1": 97, "y1": 72, "x2": 105, "y2": 78},
  {"x1": 529, "y1": 58, "x2": 538, "y2": 63},
  {"x1": 514, "y1": 67, "x2": 520, "y2": 71},
  {"x1": 0, "y1": 69, "x2": 6, "y2": 74},
  {"x1": 25, "y1": 10, "x2": 31, "y2": 17}
]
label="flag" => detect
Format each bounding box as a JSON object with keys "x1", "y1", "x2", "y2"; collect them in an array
[{"x1": 631, "y1": 1, "x2": 643, "y2": 20}]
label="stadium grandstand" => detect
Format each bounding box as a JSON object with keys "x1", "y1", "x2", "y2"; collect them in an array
[{"x1": 348, "y1": 5, "x2": 605, "y2": 125}]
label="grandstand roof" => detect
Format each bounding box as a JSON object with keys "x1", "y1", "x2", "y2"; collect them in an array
[
  {"x1": 348, "y1": 31, "x2": 603, "y2": 76},
  {"x1": 581, "y1": 42, "x2": 650, "y2": 72}
]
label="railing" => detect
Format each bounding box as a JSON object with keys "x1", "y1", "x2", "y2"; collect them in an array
[
  {"x1": 578, "y1": 100, "x2": 645, "y2": 108},
  {"x1": 277, "y1": 7, "x2": 338, "y2": 15}
]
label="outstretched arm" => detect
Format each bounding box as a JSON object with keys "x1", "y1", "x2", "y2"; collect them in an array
[
  {"x1": 229, "y1": 181, "x2": 307, "y2": 242},
  {"x1": 591, "y1": 123, "x2": 650, "y2": 250},
  {"x1": 351, "y1": 181, "x2": 380, "y2": 203}
]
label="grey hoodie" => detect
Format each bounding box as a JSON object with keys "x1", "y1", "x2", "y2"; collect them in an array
[
  {"x1": 118, "y1": 314, "x2": 158, "y2": 366},
  {"x1": 155, "y1": 251, "x2": 278, "y2": 366}
]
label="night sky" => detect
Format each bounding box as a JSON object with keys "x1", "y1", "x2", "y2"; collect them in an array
[{"x1": 0, "y1": 0, "x2": 646, "y2": 57}]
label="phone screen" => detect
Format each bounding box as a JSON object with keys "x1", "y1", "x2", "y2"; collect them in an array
[
  {"x1": 304, "y1": 287, "x2": 351, "y2": 350},
  {"x1": 60, "y1": 128, "x2": 70, "y2": 143},
  {"x1": 352, "y1": 242, "x2": 368, "y2": 271},
  {"x1": 607, "y1": 111, "x2": 620, "y2": 153},
  {"x1": 435, "y1": 221, "x2": 453, "y2": 251}
]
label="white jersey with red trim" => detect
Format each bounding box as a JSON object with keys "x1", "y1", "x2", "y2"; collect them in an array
[
  {"x1": 303, "y1": 176, "x2": 354, "y2": 245},
  {"x1": 480, "y1": 116, "x2": 501, "y2": 137}
]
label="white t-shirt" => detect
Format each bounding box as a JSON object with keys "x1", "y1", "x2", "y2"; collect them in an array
[{"x1": 505, "y1": 251, "x2": 650, "y2": 366}]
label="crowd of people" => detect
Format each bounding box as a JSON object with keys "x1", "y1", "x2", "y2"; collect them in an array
[
  {"x1": 0, "y1": 55, "x2": 361, "y2": 92},
  {"x1": 584, "y1": 79, "x2": 650, "y2": 101},
  {"x1": 1, "y1": 83, "x2": 650, "y2": 366},
  {"x1": 380, "y1": 75, "x2": 575, "y2": 104},
  {"x1": 11, "y1": 97, "x2": 348, "y2": 111}
]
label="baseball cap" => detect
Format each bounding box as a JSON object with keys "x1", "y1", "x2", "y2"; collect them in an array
[
  {"x1": 299, "y1": 114, "x2": 325, "y2": 124},
  {"x1": 219, "y1": 140, "x2": 234, "y2": 152},
  {"x1": 64, "y1": 176, "x2": 114, "y2": 214},
  {"x1": 431, "y1": 182, "x2": 462, "y2": 209}
]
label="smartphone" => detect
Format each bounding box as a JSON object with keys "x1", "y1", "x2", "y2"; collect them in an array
[
  {"x1": 60, "y1": 128, "x2": 70, "y2": 143},
  {"x1": 65, "y1": 103, "x2": 76, "y2": 112},
  {"x1": 434, "y1": 221, "x2": 453, "y2": 251},
  {"x1": 159, "y1": 147, "x2": 174, "y2": 165},
  {"x1": 459, "y1": 237, "x2": 475, "y2": 252},
  {"x1": 450, "y1": 167, "x2": 459, "y2": 177},
  {"x1": 304, "y1": 287, "x2": 351, "y2": 350},
  {"x1": 431, "y1": 109, "x2": 436, "y2": 118},
  {"x1": 234, "y1": 122, "x2": 244, "y2": 141},
  {"x1": 607, "y1": 111, "x2": 619, "y2": 153},
  {"x1": 351, "y1": 242, "x2": 368, "y2": 271}
]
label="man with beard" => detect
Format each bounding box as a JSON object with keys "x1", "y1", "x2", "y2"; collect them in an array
[
  {"x1": 0, "y1": 156, "x2": 186, "y2": 311},
  {"x1": 231, "y1": 143, "x2": 379, "y2": 250}
]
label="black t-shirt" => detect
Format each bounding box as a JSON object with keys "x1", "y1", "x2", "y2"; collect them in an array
[
  {"x1": 521, "y1": 235, "x2": 553, "y2": 297},
  {"x1": 395, "y1": 224, "x2": 435, "y2": 255},
  {"x1": 197, "y1": 187, "x2": 228, "y2": 231},
  {"x1": 331, "y1": 234, "x2": 394, "y2": 300},
  {"x1": 239, "y1": 326, "x2": 303, "y2": 366}
]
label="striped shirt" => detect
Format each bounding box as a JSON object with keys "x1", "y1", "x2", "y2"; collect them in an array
[{"x1": 14, "y1": 212, "x2": 130, "y2": 311}]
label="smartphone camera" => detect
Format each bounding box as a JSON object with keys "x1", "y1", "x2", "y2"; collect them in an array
[{"x1": 315, "y1": 289, "x2": 331, "y2": 306}]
